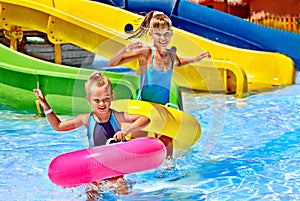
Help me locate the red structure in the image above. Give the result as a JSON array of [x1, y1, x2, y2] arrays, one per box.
[[246, 0, 300, 17], [191, 0, 300, 18]]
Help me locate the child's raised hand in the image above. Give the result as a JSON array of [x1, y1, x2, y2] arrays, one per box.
[[197, 51, 211, 61], [125, 42, 144, 52], [33, 89, 47, 108]]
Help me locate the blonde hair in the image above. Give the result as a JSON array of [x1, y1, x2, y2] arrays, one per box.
[[127, 10, 172, 40], [85, 72, 113, 99]]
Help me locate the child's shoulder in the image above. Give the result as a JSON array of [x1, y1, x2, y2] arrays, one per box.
[[75, 113, 91, 127], [112, 109, 124, 116], [142, 45, 152, 52], [139, 45, 152, 57], [112, 110, 127, 122]]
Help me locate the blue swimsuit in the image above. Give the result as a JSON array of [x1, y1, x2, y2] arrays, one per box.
[[138, 48, 174, 105], [87, 109, 121, 147]]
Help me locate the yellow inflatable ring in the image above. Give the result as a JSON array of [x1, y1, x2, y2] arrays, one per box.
[[111, 99, 201, 151]]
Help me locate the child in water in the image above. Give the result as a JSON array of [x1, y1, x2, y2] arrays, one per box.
[[110, 10, 210, 157], [33, 72, 150, 198]]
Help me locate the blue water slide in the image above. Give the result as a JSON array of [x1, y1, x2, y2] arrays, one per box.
[[97, 0, 177, 15], [96, 0, 126, 7], [95, 0, 300, 70]]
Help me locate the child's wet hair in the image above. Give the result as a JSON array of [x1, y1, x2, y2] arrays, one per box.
[[127, 10, 172, 40], [85, 72, 113, 99]]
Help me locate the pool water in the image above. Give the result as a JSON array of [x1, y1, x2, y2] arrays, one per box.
[[1, 72, 299, 201]]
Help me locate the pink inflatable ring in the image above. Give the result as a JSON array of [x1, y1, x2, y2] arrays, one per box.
[[48, 138, 166, 187]]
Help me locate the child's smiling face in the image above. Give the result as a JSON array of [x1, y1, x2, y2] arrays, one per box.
[[90, 86, 113, 115], [150, 28, 172, 49]]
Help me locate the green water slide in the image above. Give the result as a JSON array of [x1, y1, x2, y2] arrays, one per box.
[[0, 44, 182, 114]]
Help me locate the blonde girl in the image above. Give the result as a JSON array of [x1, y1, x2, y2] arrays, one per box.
[[110, 10, 210, 156], [33, 72, 149, 196]]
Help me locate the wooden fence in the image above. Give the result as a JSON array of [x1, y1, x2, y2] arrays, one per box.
[[246, 16, 300, 34]]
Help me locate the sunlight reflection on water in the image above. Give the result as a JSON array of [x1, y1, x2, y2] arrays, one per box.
[[0, 73, 299, 200]]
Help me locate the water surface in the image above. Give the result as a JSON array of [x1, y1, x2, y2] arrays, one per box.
[[0, 73, 299, 201]]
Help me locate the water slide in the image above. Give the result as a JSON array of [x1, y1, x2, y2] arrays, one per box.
[[0, 0, 295, 97], [0, 41, 184, 112], [97, 0, 300, 70], [0, 42, 140, 114]]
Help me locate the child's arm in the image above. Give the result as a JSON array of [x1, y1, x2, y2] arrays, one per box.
[[114, 113, 150, 141], [33, 89, 88, 131], [176, 51, 211, 67], [109, 42, 145, 67]]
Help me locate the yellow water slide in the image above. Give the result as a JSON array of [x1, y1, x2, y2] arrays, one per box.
[[0, 0, 295, 97]]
